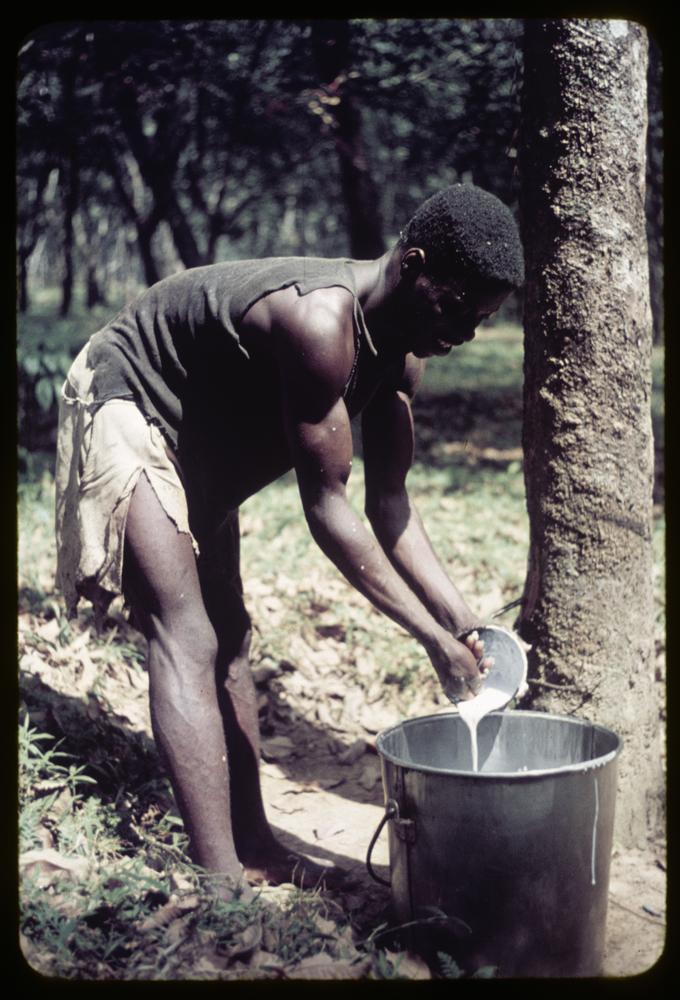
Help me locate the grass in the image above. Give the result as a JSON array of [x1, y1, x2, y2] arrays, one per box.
[[16, 305, 666, 980]]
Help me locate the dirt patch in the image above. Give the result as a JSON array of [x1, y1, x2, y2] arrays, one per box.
[[258, 746, 666, 978], [18, 607, 666, 979]]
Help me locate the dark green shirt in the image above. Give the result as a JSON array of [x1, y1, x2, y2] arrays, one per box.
[[87, 256, 378, 452]]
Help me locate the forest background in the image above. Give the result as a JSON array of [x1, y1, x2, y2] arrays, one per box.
[[15, 19, 666, 981]]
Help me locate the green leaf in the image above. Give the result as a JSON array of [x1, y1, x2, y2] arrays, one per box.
[[472, 966, 498, 978], [34, 377, 54, 412], [22, 354, 42, 377]]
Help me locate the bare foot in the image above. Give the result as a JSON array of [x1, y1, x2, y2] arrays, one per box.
[[241, 843, 353, 891]]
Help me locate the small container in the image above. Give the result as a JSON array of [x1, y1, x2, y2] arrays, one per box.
[[456, 625, 528, 710]]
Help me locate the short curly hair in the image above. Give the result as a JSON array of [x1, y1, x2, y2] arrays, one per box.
[[399, 184, 525, 288]]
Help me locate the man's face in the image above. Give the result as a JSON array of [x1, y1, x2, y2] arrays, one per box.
[[402, 270, 510, 359]]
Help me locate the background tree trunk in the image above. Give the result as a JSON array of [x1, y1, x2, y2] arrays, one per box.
[[59, 54, 79, 317], [311, 20, 386, 259], [116, 84, 204, 271], [518, 19, 662, 847]]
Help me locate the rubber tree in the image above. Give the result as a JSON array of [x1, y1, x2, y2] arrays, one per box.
[[311, 19, 386, 259], [518, 19, 662, 847]]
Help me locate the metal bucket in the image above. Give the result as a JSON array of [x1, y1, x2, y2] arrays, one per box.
[[367, 710, 621, 978]]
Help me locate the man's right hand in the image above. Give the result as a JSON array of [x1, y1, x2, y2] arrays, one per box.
[[427, 629, 492, 702]]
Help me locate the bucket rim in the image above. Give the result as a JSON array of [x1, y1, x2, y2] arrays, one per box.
[[375, 709, 623, 779]]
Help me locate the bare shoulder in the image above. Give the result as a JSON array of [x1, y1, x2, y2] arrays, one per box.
[[272, 284, 354, 338], [266, 284, 357, 391]]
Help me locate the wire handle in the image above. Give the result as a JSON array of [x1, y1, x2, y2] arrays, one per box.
[[365, 798, 398, 886]]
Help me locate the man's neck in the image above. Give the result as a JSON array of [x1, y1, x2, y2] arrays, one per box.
[[347, 250, 401, 314], [346, 250, 412, 357]]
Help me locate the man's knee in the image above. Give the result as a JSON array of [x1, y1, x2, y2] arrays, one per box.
[[146, 602, 220, 678]]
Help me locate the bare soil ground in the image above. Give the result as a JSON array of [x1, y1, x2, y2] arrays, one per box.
[[19, 604, 666, 980], [255, 709, 667, 979]]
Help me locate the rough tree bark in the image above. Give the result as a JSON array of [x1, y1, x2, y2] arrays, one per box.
[[518, 20, 661, 847]]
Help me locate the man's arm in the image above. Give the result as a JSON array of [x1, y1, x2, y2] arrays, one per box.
[[361, 354, 481, 637], [273, 290, 483, 699]]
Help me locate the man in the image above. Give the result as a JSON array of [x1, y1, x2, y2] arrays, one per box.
[[55, 183, 524, 907]]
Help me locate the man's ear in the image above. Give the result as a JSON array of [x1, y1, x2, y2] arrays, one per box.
[[400, 247, 426, 278]]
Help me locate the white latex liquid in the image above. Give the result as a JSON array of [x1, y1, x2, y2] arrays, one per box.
[[458, 666, 523, 772], [591, 774, 600, 885], [460, 714, 480, 772]]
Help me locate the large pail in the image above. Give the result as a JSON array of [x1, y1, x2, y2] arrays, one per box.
[[369, 710, 621, 978]]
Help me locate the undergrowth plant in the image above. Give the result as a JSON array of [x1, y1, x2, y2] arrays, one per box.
[[17, 315, 665, 980]]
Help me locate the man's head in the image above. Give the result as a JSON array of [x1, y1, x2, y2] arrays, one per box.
[[393, 184, 524, 357], [398, 183, 525, 288]]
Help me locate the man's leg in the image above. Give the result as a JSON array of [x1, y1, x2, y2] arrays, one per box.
[[199, 512, 349, 888], [122, 473, 251, 901]]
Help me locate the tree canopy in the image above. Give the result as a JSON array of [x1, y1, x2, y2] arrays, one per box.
[[17, 19, 525, 306], [16, 18, 661, 337]]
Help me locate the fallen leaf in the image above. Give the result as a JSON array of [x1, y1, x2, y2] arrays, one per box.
[[392, 951, 432, 979], [317, 775, 346, 790], [19, 848, 89, 885], [19, 651, 49, 677], [337, 739, 368, 765], [354, 651, 376, 677], [249, 949, 286, 975], [20, 933, 54, 976], [357, 762, 380, 791], [270, 799, 304, 815], [165, 912, 195, 946], [36, 618, 60, 644], [36, 824, 55, 850], [137, 895, 200, 932], [261, 736, 296, 761], [286, 954, 372, 980], [191, 952, 231, 976], [315, 623, 346, 641], [359, 705, 396, 734], [313, 821, 345, 841], [316, 702, 345, 731], [260, 762, 287, 780], [77, 651, 98, 692], [252, 661, 281, 685], [171, 872, 195, 893], [125, 665, 148, 690], [313, 914, 339, 937]]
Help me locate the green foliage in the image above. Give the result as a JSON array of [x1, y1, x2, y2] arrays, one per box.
[[19, 347, 72, 410], [16, 318, 665, 979], [22, 861, 177, 978], [17, 19, 525, 300], [438, 950, 464, 977], [19, 715, 95, 813], [437, 950, 497, 978]]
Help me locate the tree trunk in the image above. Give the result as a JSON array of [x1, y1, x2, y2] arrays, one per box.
[[311, 20, 385, 259], [60, 54, 79, 317], [116, 85, 204, 271], [60, 146, 78, 317], [518, 20, 661, 847]]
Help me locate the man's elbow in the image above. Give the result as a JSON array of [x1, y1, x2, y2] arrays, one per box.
[[365, 488, 409, 534]]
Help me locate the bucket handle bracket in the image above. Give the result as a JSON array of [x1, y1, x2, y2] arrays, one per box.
[[366, 797, 416, 886]]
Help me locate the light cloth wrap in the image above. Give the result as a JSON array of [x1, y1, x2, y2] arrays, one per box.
[[55, 343, 199, 624]]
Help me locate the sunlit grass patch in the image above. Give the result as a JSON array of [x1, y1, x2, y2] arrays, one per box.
[[16, 317, 665, 978]]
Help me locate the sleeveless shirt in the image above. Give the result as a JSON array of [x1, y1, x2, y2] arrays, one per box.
[[86, 257, 379, 453]]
